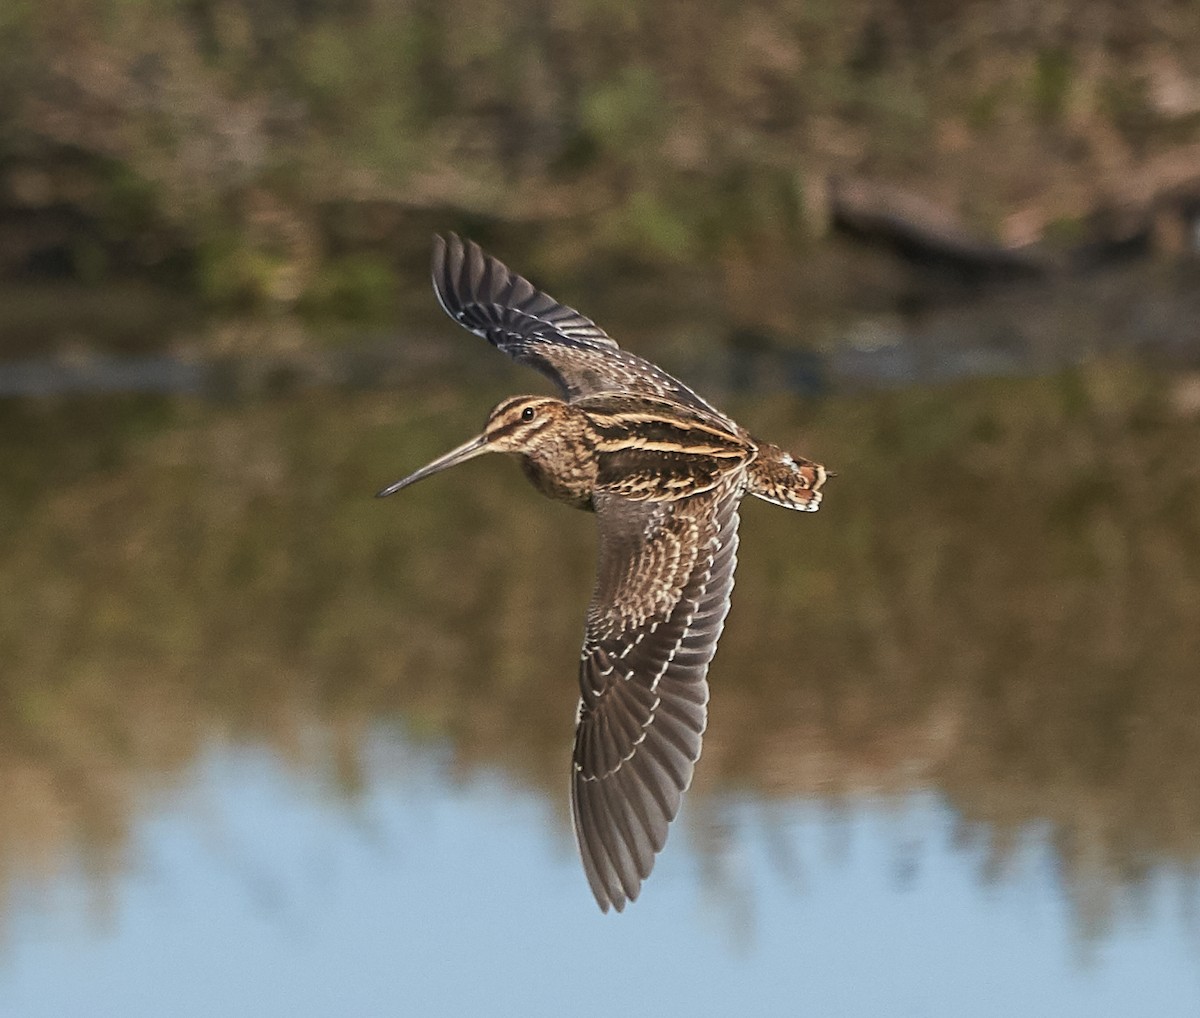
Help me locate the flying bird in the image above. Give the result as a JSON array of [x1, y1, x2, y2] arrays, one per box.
[[378, 235, 828, 911]]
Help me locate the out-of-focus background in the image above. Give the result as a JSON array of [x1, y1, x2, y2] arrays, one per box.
[[2, 3, 1200, 1015]]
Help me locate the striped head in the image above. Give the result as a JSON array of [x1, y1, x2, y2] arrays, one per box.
[[375, 395, 575, 498], [479, 395, 574, 453]]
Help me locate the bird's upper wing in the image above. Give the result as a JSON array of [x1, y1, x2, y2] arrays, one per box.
[[571, 478, 742, 912], [432, 234, 726, 415]]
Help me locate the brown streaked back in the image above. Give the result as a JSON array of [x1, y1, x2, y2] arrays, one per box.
[[576, 394, 756, 502]]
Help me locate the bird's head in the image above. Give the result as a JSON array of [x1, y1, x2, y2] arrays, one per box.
[[376, 395, 569, 497]]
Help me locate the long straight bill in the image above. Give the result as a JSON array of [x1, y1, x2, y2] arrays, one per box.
[[376, 433, 491, 497]]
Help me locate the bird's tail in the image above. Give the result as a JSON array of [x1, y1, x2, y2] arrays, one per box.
[[747, 443, 827, 512]]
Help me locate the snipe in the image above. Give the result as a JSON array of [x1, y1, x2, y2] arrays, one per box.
[[379, 235, 828, 912]]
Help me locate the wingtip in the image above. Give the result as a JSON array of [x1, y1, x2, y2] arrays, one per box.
[[431, 232, 467, 321], [431, 232, 491, 282], [592, 885, 629, 915], [430, 232, 452, 281], [432, 231, 468, 266]]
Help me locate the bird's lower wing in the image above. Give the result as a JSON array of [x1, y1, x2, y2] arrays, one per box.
[[432, 234, 728, 416], [571, 480, 742, 912]]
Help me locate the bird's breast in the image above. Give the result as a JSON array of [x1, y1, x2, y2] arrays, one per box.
[[518, 442, 598, 509]]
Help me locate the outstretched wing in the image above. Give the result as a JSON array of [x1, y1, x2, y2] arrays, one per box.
[[432, 234, 725, 415], [571, 479, 743, 912]]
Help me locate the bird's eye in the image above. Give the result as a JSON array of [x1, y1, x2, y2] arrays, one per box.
[[521, 406, 536, 422]]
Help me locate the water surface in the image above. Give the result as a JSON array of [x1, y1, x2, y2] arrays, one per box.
[[1, 357, 1199, 1015]]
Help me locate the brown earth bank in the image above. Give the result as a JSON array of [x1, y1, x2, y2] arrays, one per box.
[[1, 0, 1199, 332]]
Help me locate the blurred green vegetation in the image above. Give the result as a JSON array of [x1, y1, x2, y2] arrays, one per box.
[[2, 0, 1199, 320], [2, 360, 1200, 938]]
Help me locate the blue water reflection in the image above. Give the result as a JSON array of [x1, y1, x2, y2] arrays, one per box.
[[3, 729, 1196, 1018]]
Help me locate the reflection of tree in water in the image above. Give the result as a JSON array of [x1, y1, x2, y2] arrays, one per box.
[[2, 362, 1200, 939]]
